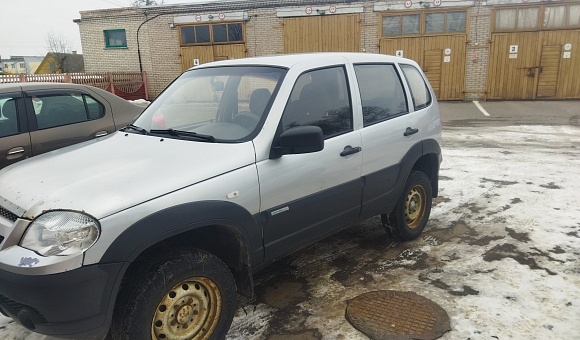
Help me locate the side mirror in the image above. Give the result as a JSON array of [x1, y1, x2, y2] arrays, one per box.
[[272, 126, 324, 157]]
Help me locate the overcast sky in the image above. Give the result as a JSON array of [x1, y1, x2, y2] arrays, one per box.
[[0, 0, 214, 59]]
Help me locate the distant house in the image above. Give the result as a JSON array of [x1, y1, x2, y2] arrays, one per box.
[[35, 52, 85, 74], [0, 56, 44, 74]]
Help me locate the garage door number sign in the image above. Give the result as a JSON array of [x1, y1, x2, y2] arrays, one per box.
[[404, 0, 413, 8], [433, 0, 442, 7], [305, 6, 313, 15], [329, 5, 337, 14]]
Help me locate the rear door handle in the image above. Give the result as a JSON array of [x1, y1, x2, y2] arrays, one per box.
[[7, 147, 25, 156], [95, 131, 108, 138], [404, 127, 419, 136], [340, 145, 362, 157]]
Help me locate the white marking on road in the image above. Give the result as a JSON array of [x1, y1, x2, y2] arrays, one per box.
[[473, 101, 491, 117]]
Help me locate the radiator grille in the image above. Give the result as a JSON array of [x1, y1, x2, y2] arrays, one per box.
[[0, 206, 18, 222]]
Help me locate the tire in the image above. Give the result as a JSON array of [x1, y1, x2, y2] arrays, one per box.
[[382, 170, 433, 241], [111, 248, 237, 340]]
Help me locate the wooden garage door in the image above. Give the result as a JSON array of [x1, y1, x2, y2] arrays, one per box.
[[488, 30, 580, 100], [380, 35, 466, 100], [283, 14, 360, 53], [424, 36, 467, 100], [540, 30, 580, 99], [487, 32, 540, 100], [380, 37, 424, 65], [180, 44, 246, 72]]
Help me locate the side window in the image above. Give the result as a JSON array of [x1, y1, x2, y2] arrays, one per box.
[[84, 95, 105, 119], [400, 65, 432, 110], [0, 96, 20, 138], [282, 66, 352, 138], [354, 64, 408, 126], [33, 93, 91, 129]]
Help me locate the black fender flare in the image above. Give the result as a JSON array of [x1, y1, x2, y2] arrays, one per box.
[[100, 200, 261, 264], [396, 139, 441, 197]]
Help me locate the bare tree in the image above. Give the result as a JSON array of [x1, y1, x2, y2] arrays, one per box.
[[46, 32, 73, 73], [131, 0, 164, 6]]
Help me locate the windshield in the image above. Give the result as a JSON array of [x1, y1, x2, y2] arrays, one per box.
[[133, 66, 287, 142]]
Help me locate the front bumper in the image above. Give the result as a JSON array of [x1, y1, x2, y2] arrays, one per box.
[[0, 262, 125, 339]]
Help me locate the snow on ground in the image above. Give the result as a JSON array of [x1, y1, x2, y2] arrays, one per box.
[[227, 125, 580, 340], [1, 124, 579, 339]]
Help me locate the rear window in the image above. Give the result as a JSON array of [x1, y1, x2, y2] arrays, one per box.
[[400, 65, 432, 110]]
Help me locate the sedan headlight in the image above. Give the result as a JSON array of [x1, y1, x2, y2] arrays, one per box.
[[20, 211, 100, 256]]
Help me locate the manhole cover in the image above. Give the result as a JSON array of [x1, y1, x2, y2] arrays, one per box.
[[345, 290, 451, 340]]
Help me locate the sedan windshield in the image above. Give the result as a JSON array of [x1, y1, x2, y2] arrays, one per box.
[[133, 66, 287, 142]]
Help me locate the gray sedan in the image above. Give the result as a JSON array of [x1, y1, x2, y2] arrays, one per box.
[[0, 83, 145, 168]]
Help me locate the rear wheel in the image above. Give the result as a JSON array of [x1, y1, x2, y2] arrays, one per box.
[[382, 170, 432, 241], [111, 249, 236, 340]]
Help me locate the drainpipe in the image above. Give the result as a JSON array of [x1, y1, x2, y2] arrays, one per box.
[[137, 11, 165, 73]]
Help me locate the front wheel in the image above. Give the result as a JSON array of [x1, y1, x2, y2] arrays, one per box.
[[382, 170, 433, 241], [111, 249, 237, 340]]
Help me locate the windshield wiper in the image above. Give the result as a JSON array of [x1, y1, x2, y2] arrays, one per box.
[[149, 128, 216, 142], [122, 124, 149, 135]]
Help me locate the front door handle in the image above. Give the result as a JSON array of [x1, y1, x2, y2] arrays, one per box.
[[95, 131, 108, 138], [340, 145, 362, 157], [404, 127, 419, 136]]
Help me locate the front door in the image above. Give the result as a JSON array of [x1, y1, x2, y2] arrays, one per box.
[[258, 66, 363, 259]]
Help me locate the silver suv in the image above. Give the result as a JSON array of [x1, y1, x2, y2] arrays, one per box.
[[0, 53, 441, 339]]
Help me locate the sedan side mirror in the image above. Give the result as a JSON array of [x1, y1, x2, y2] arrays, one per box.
[[271, 126, 324, 158]]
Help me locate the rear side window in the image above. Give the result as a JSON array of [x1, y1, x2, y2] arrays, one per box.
[[400, 65, 432, 110], [354, 64, 408, 126], [32, 93, 105, 129], [281, 66, 352, 139], [0, 96, 20, 138]]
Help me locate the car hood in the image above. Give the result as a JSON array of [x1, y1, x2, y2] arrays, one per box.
[[0, 132, 256, 220]]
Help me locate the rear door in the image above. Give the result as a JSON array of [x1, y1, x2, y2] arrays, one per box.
[[0, 92, 32, 169], [354, 63, 437, 219], [24, 90, 115, 156]]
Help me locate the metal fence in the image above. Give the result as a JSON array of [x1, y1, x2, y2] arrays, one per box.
[[0, 72, 148, 100]]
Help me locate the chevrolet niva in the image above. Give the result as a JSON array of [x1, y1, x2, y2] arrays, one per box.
[[0, 53, 441, 339]]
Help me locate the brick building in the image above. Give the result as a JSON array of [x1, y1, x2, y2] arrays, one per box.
[[76, 0, 580, 100]]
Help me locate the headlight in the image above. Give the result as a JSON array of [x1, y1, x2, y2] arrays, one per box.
[[20, 211, 100, 256]]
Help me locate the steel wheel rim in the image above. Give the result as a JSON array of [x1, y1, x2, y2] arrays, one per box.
[[151, 277, 221, 340], [405, 184, 427, 229]]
